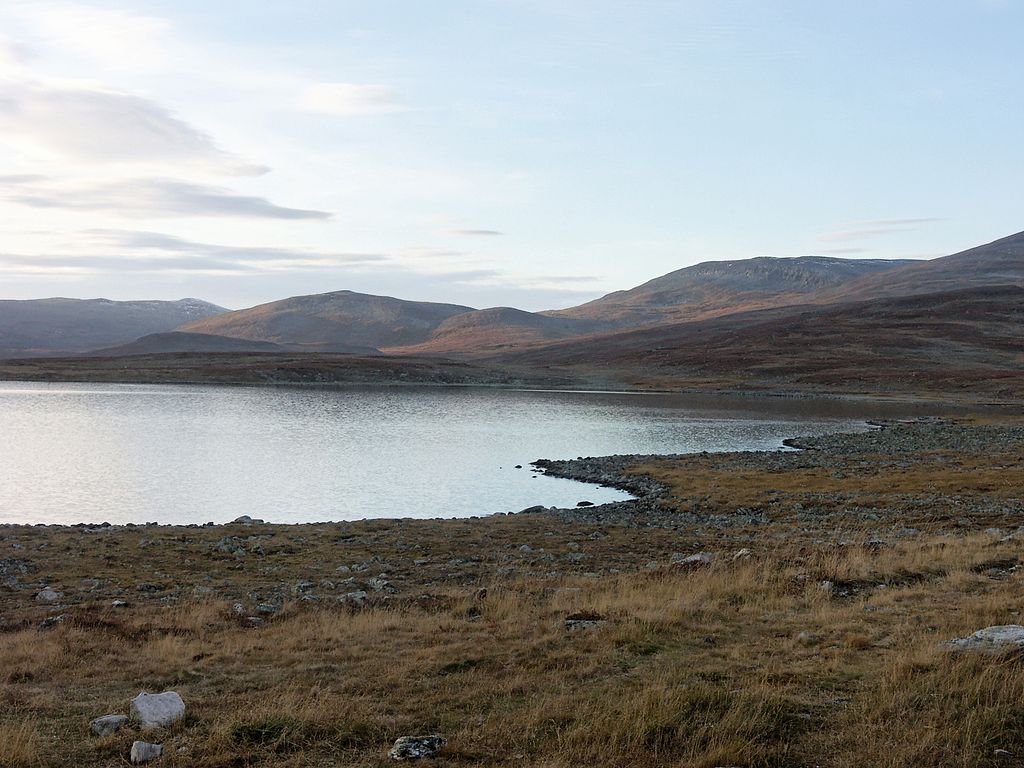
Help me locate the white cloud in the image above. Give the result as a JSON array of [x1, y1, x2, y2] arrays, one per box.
[[3, 1, 173, 72], [819, 217, 942, 243], [0, 79, 264, 174], [1, 176, 331, 220], [297, 82, 405, 115]]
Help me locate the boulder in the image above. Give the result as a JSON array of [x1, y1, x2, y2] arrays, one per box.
[[130, 741, 163, 764], [131, 691, 185, 729], [232, 515, 264, 524], [388, 734, 447, 760], [944, 625, 1024, 652], [339, 590, 369, 607], [90, 714, 128, 737], [671, 552, 715, 568]]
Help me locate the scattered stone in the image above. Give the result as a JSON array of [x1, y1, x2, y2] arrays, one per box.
[[818, 580, 835, 595], [944, 625, 1024, 652], [339, 590, 369, 607], [131, 691, 185, 729], [388, 734, 447, 760], [518, 544, 533, 554], [564, 611, 608, 631], [796, 631, 822, 646], [336, 565, 352, 573], [232, 515, 264, 524], [39, 614, 66, 630], [732, 548, 753, 560], [368, 576, 394, 592], [671, 552, 715, 568], [111, 600, 129, 608], [35, 587, 62, 603], [995, 748, 1014, 759], [130, 741, 163, 764], [90, 714, 128, 737]]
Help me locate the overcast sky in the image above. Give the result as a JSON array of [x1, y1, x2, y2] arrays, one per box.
[[1, 0, 1021, 310]]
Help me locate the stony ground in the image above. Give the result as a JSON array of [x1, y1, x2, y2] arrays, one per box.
[[3, 419, 1024, 767]]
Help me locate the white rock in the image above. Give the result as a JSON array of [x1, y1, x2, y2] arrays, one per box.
[[90, 714, 128, 737], [944, 625, 1024, 652], [388, 734, 447, 760], [35, 588, 62, 603], [671, 552, 715, 567], [131, 691, 185, 728], [130, 741, 163, 764], [732, 548, 753, 560]]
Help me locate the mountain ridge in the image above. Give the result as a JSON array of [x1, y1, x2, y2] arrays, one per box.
[[0, 297, 227, 358]]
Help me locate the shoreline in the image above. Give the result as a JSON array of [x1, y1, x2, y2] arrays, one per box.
[[0, 417, 958, 533]]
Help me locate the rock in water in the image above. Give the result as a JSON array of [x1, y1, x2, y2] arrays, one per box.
[[388, 734, 447, 760], [130, 741, 163, 764], [90, 714, 128, 736], [944, 625, 1024, 651], [131, 691, 185, 728]]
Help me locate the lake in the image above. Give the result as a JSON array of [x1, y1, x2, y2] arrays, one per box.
[[0, 382, 933, 525]]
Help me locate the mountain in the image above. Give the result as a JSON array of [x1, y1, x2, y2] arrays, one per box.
[[386, 307, 607, 355], [0, 298, 226, 358], [88, 331, 288, 356], [545, 256, 916, 326], [180, 290, 475, 352], [814, 230, 1024, 303], [386, 256, 916, 356], [490, 285, 1024, 396]]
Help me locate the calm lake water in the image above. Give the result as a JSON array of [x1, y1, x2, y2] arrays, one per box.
[[0, 382, 935, 525]]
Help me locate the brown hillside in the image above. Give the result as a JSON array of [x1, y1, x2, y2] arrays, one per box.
[[180, 290, 475, 351]]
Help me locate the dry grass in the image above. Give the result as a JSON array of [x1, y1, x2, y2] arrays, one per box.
[[4, 531, 1024, 767]]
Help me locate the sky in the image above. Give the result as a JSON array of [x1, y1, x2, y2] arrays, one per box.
[[0, 0, 1021, 311]]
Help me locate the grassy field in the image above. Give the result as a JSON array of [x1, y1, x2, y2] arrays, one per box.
[[3, 420, 1024, 767]]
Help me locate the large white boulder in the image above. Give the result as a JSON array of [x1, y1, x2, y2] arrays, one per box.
[[130, 741, 163, 764], [130, 691, 185, 729], [944, 625, 1024, 651]]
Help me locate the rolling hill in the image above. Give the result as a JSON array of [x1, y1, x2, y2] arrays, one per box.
[[0, 297, 226, 358], [544, 255, 915, 326], [89, 331, 289, 356], [387, 256, 917, 355], [386, 307, 608, 355], [180, 290, 475, 352], [813, 230, 1024, 303], [490, 285, 1024, 397]]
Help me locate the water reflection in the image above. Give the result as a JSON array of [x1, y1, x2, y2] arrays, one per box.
[[0, 382, 942, 525]]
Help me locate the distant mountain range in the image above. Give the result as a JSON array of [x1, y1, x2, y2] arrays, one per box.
[[0, 298, 225, 358], [1, 231, 1022, 396]]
